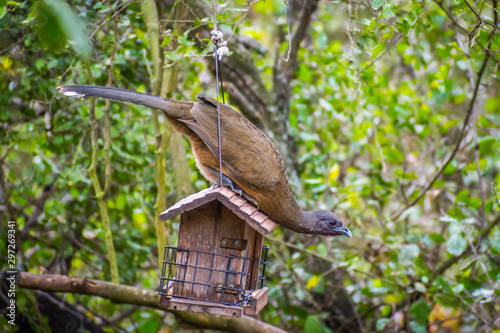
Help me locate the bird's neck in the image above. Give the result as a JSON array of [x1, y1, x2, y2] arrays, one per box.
[[296, 210, 321, 234], [278, 202, 319, 234]]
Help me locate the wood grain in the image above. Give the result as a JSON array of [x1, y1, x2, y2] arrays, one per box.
[[165, 297, 243, 317], [159, 187, 277, 234]]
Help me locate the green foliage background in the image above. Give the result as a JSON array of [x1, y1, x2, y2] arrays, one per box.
[[1, 0, 499, 332]]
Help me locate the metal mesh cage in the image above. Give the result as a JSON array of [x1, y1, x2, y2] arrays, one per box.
[[159, 246, 269, 306]]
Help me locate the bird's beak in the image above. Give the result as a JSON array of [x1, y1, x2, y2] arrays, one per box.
[[333, 226, 352, 238]]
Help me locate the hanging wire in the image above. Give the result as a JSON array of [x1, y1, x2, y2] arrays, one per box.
[[214, 44, 224, 187], [218, 56, 225, 104], [211, 0, 228, 187]]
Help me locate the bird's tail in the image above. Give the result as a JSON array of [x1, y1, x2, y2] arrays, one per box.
[[57, 85, 193, 116]]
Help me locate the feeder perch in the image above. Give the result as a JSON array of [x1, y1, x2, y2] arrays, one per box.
[[158, 186, 276, 317]]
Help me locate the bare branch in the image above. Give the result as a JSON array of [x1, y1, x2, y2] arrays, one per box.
[[434, 0, 500, 62], [273, 0, 320, 89], [86, 64, 120, 283], [463, 0, 497, 28], [19, 177, 58, 241], [103, 18, 118, 195], [17, 273, 287, 333]]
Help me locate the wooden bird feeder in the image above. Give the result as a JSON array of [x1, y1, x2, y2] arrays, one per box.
[[158, 187, 276, 317]]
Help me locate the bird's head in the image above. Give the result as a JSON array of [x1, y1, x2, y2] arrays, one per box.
[[306, 210, 352, 237]]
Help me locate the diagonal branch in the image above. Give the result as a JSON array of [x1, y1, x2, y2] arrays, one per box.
[[391, 5, 498, 220], [433, 0, 500, 62], [430, 214, 500, 281], [103, 18, 118, 195], [19, 176, 58, 241], [463, 0, 497, 28]]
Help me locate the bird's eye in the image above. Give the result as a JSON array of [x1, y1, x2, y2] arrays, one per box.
[[329, 221, 336, 227]]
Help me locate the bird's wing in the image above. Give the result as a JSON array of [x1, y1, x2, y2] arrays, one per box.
[[181, 97, 285, 191]]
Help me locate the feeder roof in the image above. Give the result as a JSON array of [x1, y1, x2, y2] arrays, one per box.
[[159, 187, 277, 235]]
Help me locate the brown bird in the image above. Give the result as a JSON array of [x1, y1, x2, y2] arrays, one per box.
[[58, 85, 351, 237]]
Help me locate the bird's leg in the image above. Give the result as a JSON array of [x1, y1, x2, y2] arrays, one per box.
[[205, 165, 259, 208]]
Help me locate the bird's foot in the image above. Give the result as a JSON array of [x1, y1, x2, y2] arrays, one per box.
[[242, 193, 259, 209], [206, 166, 259, 209], [225, 181, 259, 209]]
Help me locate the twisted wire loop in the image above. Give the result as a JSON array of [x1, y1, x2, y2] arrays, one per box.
[[211, 30, 229, 60]]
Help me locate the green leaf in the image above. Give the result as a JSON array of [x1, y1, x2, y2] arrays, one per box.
[[443, 162, 456, 175], [372, 42, 386, 58], [446, 235, 467, 256], [435, 294, 460, 307], [400, 81, 414, 96], [372, 0, 384, 10], [376, 318, 390, 331], [137, 320, 159, 333], [161, 35, 171, 47], [38, 0, 92, 62], [317, 243, 328, 257], [115, 193, 126, 210], [485, 201, 494, 213], [410, 322, 427, 333], [469, 197, 482, 209], [35, 58, 45, 70], [409, 298, 431, 323], [0, 6, 7, 19], [478, 137, 496, 154], [304, 315, 328, 333], [383, 3, 394, 18], [397, 41, 409, 53], [381, 305, 391, 316], [465, 159, 488, 172], [399, 244, 420, 265], [415, 282, 426, 293], [384, 147, 404, 164], [429, 233, 446, 243], [455, 189, 469, 204], [329, 40, 342, 53], [299, 63, 312, 83]]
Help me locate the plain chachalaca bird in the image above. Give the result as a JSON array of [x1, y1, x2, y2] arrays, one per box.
[[58, 85, 352, 237]]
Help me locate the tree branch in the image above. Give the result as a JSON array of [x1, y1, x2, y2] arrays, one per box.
[[86, 64, 120, 284], [433, 0, 500, 62], [430, 214, 500, 281], [165, 3, 194, 201], [19, 176, 58, 241], [463, 0, 497, 28], [17, 273, 286, 333], [270, 0, 320, 185], [103, 18, 118, 195], [141, 0, 169, 273]]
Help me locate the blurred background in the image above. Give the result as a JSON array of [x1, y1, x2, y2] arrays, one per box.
[[1, 0, 499, 332]]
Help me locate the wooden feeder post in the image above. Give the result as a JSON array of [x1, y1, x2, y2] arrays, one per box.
[[158, 187, 275, 317]]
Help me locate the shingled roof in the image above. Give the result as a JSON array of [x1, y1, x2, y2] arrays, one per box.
[[159, 187, 277, 235]]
